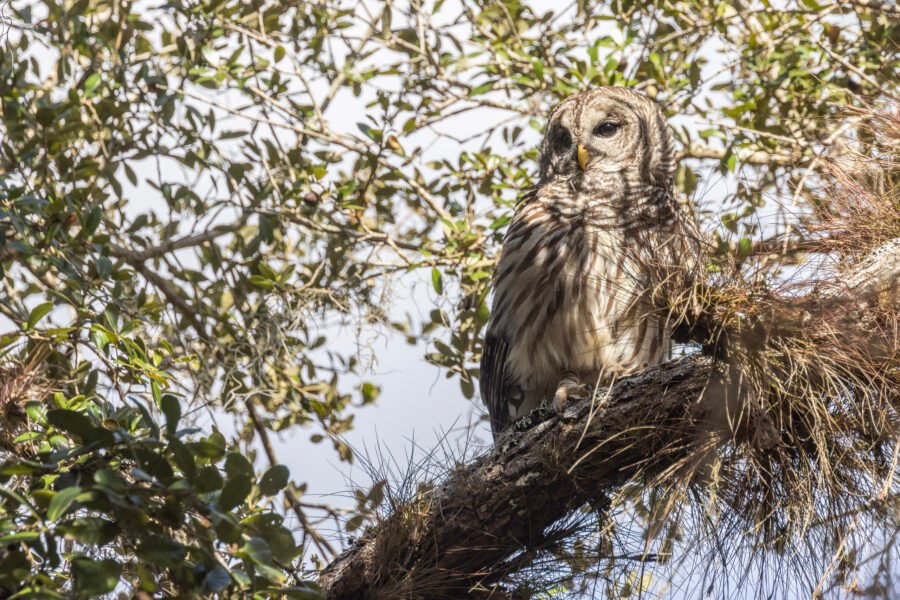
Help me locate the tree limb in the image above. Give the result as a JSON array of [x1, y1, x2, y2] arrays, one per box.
[[107, 225, 237, 262], [678, 144, 804, 166], [319, 357, 715, 599], [245, 400, 336, 559], [845, 0, 900, 16]]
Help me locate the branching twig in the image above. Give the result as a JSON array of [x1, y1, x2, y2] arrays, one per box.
[[245, 400, 337, 559]]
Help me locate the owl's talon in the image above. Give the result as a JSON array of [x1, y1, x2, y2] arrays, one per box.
[[553, 372, 588, 414], [552, 387, 569, 414]]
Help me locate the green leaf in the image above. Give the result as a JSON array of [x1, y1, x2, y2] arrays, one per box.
[[151, 381, 162, 407], [698, 128, 724, 140], [95, 256, 112, 278], [161, 394, 181, 438], [137, 535, 187, 567], [58, 517, 119, 546], [468, 81, 495, 96], [0, 531, 40, 544], [218, 474, 252, 511], [82, 206, 102, 236], [196, 465, 224, 493], [225, 452, 254, 479], [202, 564, 233, 593], [124, 163, 138, 185], [249, 274, 275, 289], [431, 268, 443, 295], [26, 302, 53, 329], [135, 447, 175, 483], [258, 465, 289, 497], [169, 439, 197, 481], [239, 536, 273, 565], [47, 486, 81, 521], [260, 524, 297, 563], [460, 376, 474, 399], [72, 557, 121, 596], [189, 429, 227, 460], [46, 409, 101, 441], [726, 153, 738, 172], [83, 73, 101, 94], [0, 458, 52, 474], [94, 468, 127, 492], [345, 514, 364, 532], [360, 382, 380, 404]]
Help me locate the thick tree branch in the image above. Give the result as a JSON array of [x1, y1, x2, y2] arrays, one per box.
[[319, 357, 715, 599], [108, 224, 237, 262]]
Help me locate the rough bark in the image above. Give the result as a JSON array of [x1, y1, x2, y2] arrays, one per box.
[[318, 357, 716, 599]]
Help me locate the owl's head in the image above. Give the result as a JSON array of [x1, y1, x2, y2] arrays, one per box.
[[538, 87, 674, 188]]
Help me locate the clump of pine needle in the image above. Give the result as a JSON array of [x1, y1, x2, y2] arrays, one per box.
[[629, 105, 900, 596]]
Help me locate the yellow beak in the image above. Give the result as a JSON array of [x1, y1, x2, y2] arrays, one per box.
[[577, 144, 590, 170]]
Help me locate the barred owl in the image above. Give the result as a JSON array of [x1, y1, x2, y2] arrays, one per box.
[[481, 87, 691, 439]]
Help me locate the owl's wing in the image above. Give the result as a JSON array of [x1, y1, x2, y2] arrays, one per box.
[[480, 330, 514, 439], [480, 188, 539, 438]]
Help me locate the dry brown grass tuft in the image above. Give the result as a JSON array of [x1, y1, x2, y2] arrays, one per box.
[[628, 104, 900, 595]]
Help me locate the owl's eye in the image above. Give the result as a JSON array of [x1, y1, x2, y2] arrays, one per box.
[[594, 122, 621, 137], [551, 128, 572, 152]]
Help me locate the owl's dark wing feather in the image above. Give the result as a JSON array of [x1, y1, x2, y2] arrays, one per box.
[[480, 330, 514, 438]]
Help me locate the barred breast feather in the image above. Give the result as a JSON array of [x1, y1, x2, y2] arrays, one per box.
[[481, 178, 671, 437]]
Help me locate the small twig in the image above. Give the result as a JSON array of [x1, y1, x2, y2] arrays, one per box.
[[678, 145, 805, 167], [245, 400, 336, 558], [108, 225, 236, 262], [844, 0, 900, 16], [131, 262, 209, 340]]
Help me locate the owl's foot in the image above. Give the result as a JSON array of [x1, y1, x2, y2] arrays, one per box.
[[552, 372, 592, 414]]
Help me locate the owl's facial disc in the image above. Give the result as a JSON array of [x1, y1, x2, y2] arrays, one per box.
[[541, 102, 637, 178], [539, 88, 674, 187], [578, 121, 623, 169]]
